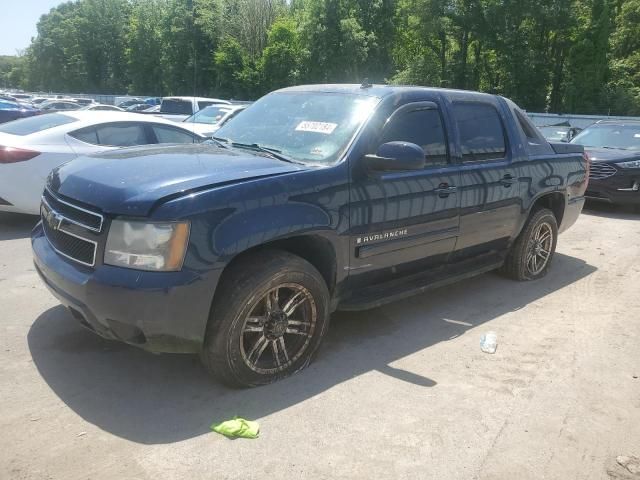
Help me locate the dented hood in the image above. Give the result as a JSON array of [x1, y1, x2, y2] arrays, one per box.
[[48, 143, 304, 216]]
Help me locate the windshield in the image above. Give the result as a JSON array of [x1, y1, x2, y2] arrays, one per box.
[[571, 124, 640, 151], [185, 105, 232, 125], [215, 92, 379, 165]]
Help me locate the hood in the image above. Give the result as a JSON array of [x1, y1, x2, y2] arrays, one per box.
[[48, 143, 305, 216], [584, 147, 640, 163]]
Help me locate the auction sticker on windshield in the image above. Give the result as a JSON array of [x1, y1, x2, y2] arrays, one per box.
[[296, 121, 338, 135]]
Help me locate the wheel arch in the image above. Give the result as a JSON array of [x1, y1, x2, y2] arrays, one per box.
[[530, 191, 566, 226], [214, 233, 338, 303]]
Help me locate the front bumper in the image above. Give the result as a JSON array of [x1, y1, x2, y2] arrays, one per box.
[[32, 223, 220, 353], [586, 168, 640, 205]]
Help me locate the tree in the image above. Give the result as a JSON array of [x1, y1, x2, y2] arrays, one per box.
[[261, 17, 305, 91]]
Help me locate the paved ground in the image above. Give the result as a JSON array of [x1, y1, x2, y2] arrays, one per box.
[[1, 204, 639, 480]]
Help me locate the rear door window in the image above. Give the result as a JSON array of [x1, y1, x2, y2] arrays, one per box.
[[94, 123, 149, 146], [0, 113, 77, 136], [452, 102, 507, 161]]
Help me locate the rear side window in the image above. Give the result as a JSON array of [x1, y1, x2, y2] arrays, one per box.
[[151, 125, 197, 144], [515, 109, 542, 140], [380, 108, 448, 166], [161, 99, 193, 115], [453, 103, 506, 161], [69, 126, 98, 144], [0, 113, 77, 136]]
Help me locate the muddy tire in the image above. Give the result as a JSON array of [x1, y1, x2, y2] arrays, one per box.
[[201, 249, 330, 388], [500, 208, 558, 281]]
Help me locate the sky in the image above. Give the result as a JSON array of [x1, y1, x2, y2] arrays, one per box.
[[0, 0, 65, 56]]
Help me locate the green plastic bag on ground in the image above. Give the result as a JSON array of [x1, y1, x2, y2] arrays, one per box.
[[211, 417, 259, 439]]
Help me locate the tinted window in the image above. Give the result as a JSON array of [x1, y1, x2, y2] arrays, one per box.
[[160, 99, 193, 115], [0, 101, 18, 109], [69, 127, 99, 144], [151, 125, 196, 143], [453, 103, 506, 160], [94, 123, 148, 146], [380, 108, 448, 166], [0, 113, 77, 136]]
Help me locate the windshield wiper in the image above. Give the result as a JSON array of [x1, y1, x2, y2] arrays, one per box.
[[226, 141, 303, 165], [206, 136, 231, 149]]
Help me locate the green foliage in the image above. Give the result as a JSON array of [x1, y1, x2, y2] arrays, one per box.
[[261, 17, 306, 92], [0, 56, 26, 89], [8, 0, 640, 114]]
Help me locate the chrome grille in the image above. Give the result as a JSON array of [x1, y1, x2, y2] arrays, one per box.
[[589, 163, 617, 180], [40, 192, 103, 267], [43, 189, 103, 231]]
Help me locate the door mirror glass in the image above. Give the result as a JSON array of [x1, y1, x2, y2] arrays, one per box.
[[365, 141, 426, 171]]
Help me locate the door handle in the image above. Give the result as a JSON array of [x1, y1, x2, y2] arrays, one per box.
[[500, 174, 516, 187], [435, 183, 458, 198]]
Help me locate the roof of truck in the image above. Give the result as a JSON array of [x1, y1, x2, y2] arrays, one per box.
[[276, 83, 498, 100]]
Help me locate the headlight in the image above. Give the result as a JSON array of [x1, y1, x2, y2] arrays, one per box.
[[616, 159, 640, 169], [105, 220, 190, 271]]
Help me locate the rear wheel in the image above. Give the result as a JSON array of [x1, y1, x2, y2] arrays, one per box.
[[501, 208, 558, 281], [201, 250, 330, 387]]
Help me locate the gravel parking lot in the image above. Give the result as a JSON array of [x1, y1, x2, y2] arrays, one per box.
[[1, 205, 639, 480]]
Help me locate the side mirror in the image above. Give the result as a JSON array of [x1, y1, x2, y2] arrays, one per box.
[[364, 141, 426, 172]]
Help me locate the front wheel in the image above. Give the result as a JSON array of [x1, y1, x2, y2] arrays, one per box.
[[501, 208, 558, 281], [201, 250, 330, 387]]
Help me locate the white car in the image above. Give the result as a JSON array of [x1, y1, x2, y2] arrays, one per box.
[[182, 104, 248, 137], [79, 104, 124, 112], [0, 111, 205, 214]]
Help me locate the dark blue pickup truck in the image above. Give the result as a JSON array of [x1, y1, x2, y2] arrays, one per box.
[[32, 84, 588, 387]]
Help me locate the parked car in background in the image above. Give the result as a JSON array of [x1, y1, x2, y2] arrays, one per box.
[[79, 104, 124, 112], [182, 104, 248, 137], [73, 98, 95, 106], [10, 93, 32, 102], [31, 97, 53, 106], [117, 98, 145, 109], [538, 124, 582, 143], [144, 97, 162, 106], [40, 101, 82, 112], [126, 103, 153, 112], [157, 96, 231, 121], [0, 100, 41, 124], [571, 120, 640, 206], [0, 111, 205, 214], [30, 84, 588, 387]]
